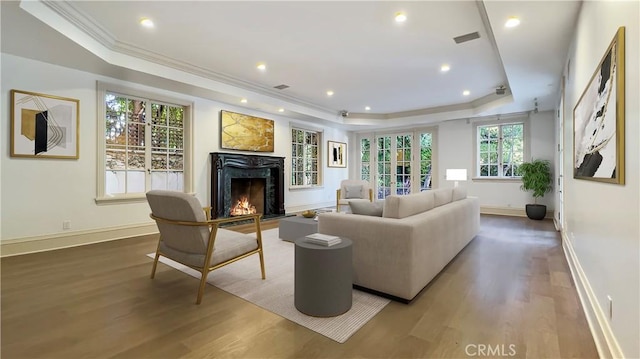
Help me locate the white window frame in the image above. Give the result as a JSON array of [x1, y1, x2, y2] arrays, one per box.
[[472, 115, 530, 181], [96, 81, 194, 204], [290, 126, 322, 189]]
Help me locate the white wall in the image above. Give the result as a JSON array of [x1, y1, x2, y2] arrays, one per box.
[[1, 53, 348, 241], [438, 111, 556, 210], [563, 1, 639, 357]]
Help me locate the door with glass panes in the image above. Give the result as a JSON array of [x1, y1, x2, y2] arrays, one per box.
[[360, 131, 433, 200], [375, 134, 412, 199]]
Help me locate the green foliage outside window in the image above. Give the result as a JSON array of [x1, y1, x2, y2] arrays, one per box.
[[291, 128, 319, 186], [478, 123, 523, 177]]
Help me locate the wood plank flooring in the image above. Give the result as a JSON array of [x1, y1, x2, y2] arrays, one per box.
[[1, 215, 598, 358]]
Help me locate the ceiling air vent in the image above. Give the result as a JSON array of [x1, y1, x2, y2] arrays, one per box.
[[453, 31, 480, 44], [273, 84, 290, 90]]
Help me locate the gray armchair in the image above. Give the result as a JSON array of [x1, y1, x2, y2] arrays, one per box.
[[146, 190, 265, 304]]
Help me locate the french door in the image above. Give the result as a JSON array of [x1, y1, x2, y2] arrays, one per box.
[[359, 129, 434, 200], [375, 134, 412, 199]]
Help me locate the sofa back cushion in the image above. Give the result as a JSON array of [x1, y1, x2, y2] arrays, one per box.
[[383, 191, 435, 219], [452, 186, 467, 201], [349, 200, 384, 216], [433, 188, 454, 207]]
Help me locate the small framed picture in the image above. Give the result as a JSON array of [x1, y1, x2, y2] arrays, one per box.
[[327, 140, 346, 168], [11, 89, 80, 159]]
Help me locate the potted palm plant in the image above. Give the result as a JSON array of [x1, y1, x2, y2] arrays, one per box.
[[517, 159, 553, 220]]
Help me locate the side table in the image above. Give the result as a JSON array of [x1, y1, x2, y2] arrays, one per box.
[[279, 216, 318, 242], [294, 237, 353, 317]]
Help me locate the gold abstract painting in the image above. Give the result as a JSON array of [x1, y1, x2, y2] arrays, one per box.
[[221, 110, 274, 152]]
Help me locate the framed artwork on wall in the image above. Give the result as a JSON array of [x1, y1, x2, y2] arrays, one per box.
[[328, 140, 346, 168], [573, 26, 625, 184], [220, 110, 274, 152], [10, 89, 80, 159]]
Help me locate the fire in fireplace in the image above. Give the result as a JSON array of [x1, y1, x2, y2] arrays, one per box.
[[230, 196, 257, 216], [230, 178, 265, 216]]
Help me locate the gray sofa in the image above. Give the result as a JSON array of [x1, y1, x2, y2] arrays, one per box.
[[317, 187, 480, 302]]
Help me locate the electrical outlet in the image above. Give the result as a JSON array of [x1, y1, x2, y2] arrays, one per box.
[[607, 295, 613, 319], [63, 220, 71, 230]]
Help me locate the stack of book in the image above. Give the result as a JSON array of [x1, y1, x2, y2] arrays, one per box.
[[305, 233, 342, 246]]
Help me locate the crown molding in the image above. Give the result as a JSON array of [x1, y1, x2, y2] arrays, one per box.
[[27, 0, 516, 126], [41, 0, 116, 48], [37, 0, 337, 119], [345, 90, 514, 125], [111, 42, 335, 117]]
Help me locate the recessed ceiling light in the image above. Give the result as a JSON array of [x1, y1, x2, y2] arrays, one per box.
[[365, 106, 371, 111], [256, 63, 266, 71], [440, 64, 450, 72], [278, 108, 284, 112], [326, 90, 334, 97], [395, 12, 407, 23], [505, 17, 520, 28], [463, 90, 470, 96], [240, 98, 248, 103], [139, 17, 154, 28]]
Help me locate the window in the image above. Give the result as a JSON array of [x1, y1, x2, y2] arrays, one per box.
[[419, 132, 433, 190], [97, 82, 192, 203], [291, 128, 320, 187], [477, 122, 524, 177], [359, 138, 371, 182]]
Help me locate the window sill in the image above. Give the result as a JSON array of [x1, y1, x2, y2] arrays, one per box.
[[95, 195, 147, 205], [471, 177, 522, 183], [96, 191, 196, 205], [289, 185, 324, 191]]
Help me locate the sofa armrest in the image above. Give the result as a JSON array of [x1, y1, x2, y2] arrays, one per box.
[[318, 213, 417, 298]]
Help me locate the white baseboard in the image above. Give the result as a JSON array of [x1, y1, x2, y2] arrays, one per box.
[[480, 205, 554, 219], [561, 232, 623, 359], [1, 222, 159, 257], [1, 203, 337, 256], [0, 205, 552, 257]]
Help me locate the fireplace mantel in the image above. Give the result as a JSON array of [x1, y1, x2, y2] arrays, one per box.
[[210, 152, 285, 219]]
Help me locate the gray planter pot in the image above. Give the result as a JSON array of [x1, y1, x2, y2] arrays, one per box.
[[525, 204, 546, 220]]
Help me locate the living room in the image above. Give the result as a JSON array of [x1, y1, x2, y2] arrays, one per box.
[[1, 1, 638, 358]]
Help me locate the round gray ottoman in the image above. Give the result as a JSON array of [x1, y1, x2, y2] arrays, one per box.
[[294, 237, 353, 317]]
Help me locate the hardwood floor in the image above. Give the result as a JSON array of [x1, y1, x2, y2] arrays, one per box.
[[1, 215, 598, 358]]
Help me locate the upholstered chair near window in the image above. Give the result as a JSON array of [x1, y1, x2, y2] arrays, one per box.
[[146, 190, 266, 304], [336, 179, 374, 212]]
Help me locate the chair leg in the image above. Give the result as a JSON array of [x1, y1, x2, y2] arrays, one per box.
[[258, 249, 266, 279], [196, 269, 210, 305], [150, 250, 161, 279]]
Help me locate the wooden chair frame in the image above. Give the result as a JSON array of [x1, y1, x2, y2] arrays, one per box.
[[149, 212, 265, 304]]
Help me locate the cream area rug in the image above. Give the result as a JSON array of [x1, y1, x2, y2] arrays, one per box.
[[147, 228, 390, 343]]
